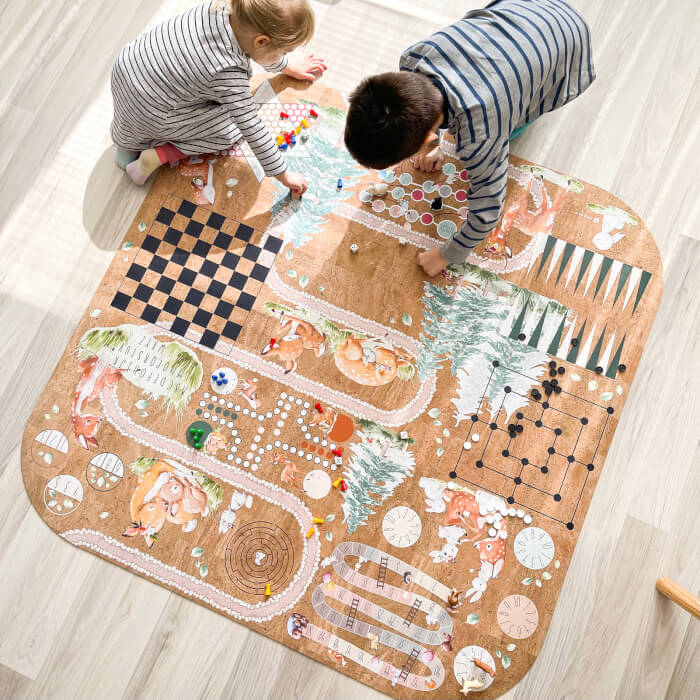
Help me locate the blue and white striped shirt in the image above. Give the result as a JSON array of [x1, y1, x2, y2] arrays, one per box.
[[111, 1, 288, 177], [400, 0, 595, 263]]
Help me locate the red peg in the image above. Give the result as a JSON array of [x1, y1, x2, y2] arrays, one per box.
[[315, 402, 323, 413], [340, 480, 348, 492]]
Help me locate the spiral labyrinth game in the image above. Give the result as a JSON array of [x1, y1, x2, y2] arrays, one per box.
[[22, 79, 663, 698]]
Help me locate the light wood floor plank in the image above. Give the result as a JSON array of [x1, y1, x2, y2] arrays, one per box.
[[1, 1, 699, 699]]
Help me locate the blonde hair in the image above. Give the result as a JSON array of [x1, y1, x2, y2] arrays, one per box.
[[218, 0, 314, 50]]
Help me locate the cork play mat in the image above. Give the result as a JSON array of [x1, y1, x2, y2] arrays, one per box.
[[21, 78, 663, 698]]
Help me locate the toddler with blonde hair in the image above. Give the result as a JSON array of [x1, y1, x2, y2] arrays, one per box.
[[111, 0, 326, 195]]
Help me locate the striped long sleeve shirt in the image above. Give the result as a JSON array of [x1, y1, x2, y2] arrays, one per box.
[[400, 0, 595, 263], [110, 1, 287, 177]]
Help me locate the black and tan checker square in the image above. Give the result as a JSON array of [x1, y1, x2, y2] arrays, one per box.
[[111, 195, 282, 349]]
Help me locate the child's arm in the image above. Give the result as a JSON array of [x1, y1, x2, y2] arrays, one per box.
[[212, 70, 288, 178], [259, 54, 327, 83], [442, 137, 510, 264]]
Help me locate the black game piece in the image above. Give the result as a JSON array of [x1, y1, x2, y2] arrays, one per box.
[[553, 493, 561, 501], [566, 522, 574, 530], [549, 369, 557, 377], [514, 477, 522, 485], [545, 387, 553, 396], [507, 424, 515, 432], [492, 360, 500, 367], [516, 424, 523, 433], [516, 412, 524, 420], [475, 460, 483, 468], [554, 428, 562, 435], [518, 333, 526, 341], [549, 360, 557, 368], [502, 449, 509, 457], [535, 420, 543, 427], [551, 378, 558, 386], [521, 458, 529, 465], [531, 390, 541, 400], [449, 471, 457, 479], [554, 386, 562, 394], [595, 366, 603, 374], [507, 496, 515, 504], [548, 447, 555, 454], [542, 402, 549, 409], [430, 196, 443, 210], [557, 367, 565, 375], [541, 466, 548, 473], [618, 364, 627, 372], [571, 337, 579, 347]]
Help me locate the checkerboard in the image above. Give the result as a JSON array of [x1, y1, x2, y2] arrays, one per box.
[[111, 195, 282, 349]]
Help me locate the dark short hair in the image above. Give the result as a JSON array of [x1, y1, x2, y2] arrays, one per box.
[[344, 72, 442, 169]]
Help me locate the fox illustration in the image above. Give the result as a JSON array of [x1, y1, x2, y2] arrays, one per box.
[[71, 357, 122, 449]]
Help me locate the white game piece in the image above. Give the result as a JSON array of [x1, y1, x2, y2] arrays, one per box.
[[463, 441, 472, 450], [350, 243, 359, 254], [472, 433, 480, 442], [369, 182, 389, 196]]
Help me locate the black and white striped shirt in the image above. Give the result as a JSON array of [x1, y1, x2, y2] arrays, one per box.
[[400, 0, 595, 263], [111, 1, 287, 177]]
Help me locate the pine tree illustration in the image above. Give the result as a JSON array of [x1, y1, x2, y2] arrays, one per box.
[[269, 102, 365, 248], [417, 265, 551, 423], [342, 431, 416, 533]]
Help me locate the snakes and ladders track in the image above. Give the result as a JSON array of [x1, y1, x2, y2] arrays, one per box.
[[301, 542, 453, 691]]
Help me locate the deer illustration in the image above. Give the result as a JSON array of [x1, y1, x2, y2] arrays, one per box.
[[309, 405, 355, 443], [272, 453, 304, 488], [482, 174, 571, 260], [261, 311, 326, 374], [238, 378, 261, 409], [72, 357, 123, 450], [334, 336, 413, 386]]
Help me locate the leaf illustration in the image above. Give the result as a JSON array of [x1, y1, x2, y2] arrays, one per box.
[[191, 546, 204, 557], [522, 577, 533, 585], [199, 564, 209, 578], [466, 613, 479, 625], [428, 408, 441, 418], [502, 654, 511, 669], [506, 643, 516, 651], [542, 571, 552, 580]]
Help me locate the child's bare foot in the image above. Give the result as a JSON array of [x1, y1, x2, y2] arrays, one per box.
[[126, 148, 162, 185]]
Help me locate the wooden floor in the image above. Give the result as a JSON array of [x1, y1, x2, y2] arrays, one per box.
[[1, 1, 699, 698]]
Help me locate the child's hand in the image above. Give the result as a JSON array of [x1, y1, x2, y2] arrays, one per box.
[[418, 249, 448, 277], [411, 145, 445, 172], [276, 170, 308, 196], [283, 54, 327, 82]]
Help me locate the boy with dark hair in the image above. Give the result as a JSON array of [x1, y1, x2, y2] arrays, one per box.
[[344, 0, 595, 276]]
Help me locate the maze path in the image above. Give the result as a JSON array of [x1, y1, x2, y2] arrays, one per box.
[[225, 521, 295, 596]]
